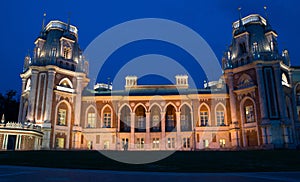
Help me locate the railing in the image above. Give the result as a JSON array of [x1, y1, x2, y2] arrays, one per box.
[[0, 122, 42, 131]]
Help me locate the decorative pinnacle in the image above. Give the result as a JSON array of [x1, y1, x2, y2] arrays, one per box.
[[238, 7, 242, 19]]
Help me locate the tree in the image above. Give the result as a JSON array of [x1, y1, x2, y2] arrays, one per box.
[[0, 90, 20, 122]]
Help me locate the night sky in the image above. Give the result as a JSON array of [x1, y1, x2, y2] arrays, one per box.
[[1, 0, 300, 94]]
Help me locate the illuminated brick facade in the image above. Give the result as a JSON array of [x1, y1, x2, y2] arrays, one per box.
[[17, 14, 300, 151]]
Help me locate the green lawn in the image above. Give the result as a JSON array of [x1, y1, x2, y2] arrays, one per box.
[[0, 150, 300, 172]]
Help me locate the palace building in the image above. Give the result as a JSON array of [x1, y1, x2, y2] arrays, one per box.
[[4, 13, 300, 151]]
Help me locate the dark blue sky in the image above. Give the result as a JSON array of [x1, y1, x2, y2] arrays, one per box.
[[1, 0, 300, 94]]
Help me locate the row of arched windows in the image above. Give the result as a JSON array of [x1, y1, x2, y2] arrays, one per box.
[[54, 100, 258, 130]]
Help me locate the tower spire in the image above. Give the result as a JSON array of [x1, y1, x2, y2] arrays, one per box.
[[40, 12, 46, 37], [264, 6, 272, 30], [67, 12, 71, 32], [41, 12, 46, 33], [237, 7, 246, 32]]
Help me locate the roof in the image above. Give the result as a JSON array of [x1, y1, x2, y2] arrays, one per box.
[[83, 87, 227, 97]]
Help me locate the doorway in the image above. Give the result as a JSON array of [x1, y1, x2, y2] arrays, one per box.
[[7, 135, 17, 150]]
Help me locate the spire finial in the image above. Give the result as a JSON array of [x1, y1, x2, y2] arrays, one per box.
[[238, 7, 242, 19], [40, 12, 46, 36], [42, 12, 46, 31], [264, 6, 268, 19], [67, 12, 71, 31], [237, 7, 245, 30], [264, 6, 272, 30], [1, 114, 5, 123]]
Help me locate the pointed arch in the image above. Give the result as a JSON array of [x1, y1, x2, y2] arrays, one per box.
[[149, 103, 162, 112], [238, 73, 252, 86], [118, 103, 132, 114], [240, 97, 257, 124], [101, 104, 114, 128], [150, 104, 162, 132], [214, 102, 227, 126], [119, 104, 131, 132], [163, 102, 178, 112], [85, 105, 97, 128], [53, 99, 72, 149], [133, 103, 147, 112], [180, 103, 192, 131], [179, 102, 192, 111], [165, 103, 177, 132], [198, 102, 211, 126]]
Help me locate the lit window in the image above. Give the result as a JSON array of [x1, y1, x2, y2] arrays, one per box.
[[152, 138, 160, 149], [122, 138, 129, 150], [56, 137, 64, 149], [216, 111, 225, 126], [203, 139, 209, 148], [200, 111, 209, 126], [167, 137, 175, 148], [136, 138, 144, 149], [219, 139, 226, 148], [183, 137, 190, 148], [57, 109, 66, 125], [87, 113, 96, 128], [103, 141, 109, 150], [103, 113, 111, 128], [63, 47, 72, 59], [245, 105, 255, 123]]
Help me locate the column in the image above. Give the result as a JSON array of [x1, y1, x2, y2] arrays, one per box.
[[227, 72, 238, 124], [160, 112, 166, 150], [18, 79, 27, 122], [130, 112, 135, 150], [274, 64, 288, 120], [44, 69, 56, 122], [117, 112, 121, 132], [255, 65, 268, 121], [2, 134, 7, 150], [145, 112, 150, 149], [176, 111, 181, 149], [261, 127, 268, 144], [74, 76, 83, 126], [28, 70, 39, 121]]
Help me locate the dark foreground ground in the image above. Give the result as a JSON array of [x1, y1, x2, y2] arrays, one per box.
[[1, 165, 300, 182], [0, 150, 300, 173]]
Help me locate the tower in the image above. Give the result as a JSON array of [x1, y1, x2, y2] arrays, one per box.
[[222, 13, 296, 148], [18, 18, 89, 149]]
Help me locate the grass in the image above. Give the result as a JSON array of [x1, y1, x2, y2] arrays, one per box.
[[0, 150, 300, 172]]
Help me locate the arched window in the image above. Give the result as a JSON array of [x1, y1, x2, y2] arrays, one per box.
[[215, 104, 225, 126], [102, 106, 112, 128], [120, 106, 131, 132], [199, 104, 209, 126], [165, 105, 176, 132], [150, 105, 161, 132], [59, 78, 73, 88], [135, 105, 146, 132], [180, 104, 192, 131], [56, 102, 68, 126], [63, 47, 72, 59], [244, 99, 255, 123], [86, 107, 96, 128]]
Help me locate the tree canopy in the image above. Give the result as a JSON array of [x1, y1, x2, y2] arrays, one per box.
[[0, 90, 19, 122]]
